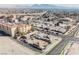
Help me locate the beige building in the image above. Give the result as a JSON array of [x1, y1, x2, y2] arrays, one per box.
[[33, 39, 49, 49], [0, 23, 17, 37], [0, 23, 32, 37], [17, 24, 32, 34]]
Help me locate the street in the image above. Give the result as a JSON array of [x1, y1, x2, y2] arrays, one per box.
[[48, 24, 79, 55]]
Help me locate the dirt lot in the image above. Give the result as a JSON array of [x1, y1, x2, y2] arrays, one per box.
[[0, 36, 39, 55], [67, 42, 79, 55]]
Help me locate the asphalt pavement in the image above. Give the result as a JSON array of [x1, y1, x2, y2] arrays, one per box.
[[48, 25, 79, 55]]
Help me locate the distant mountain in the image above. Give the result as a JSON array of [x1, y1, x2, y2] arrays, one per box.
[[11, 4, 63, 9], [31, 4, 63, 9], [0, 4, 78, 9], [30, 4, 74, 9]]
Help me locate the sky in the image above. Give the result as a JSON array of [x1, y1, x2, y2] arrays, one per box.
[[0, 4, 79, 8], [0, 4, 33, 8], [57, 4, 79, 8]]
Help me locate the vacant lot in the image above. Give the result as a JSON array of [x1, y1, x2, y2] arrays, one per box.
[[0, 36, 39, 55], [67, 42, 79, 55]]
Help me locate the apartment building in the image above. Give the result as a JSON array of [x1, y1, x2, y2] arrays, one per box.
[[17, 24, 32, 34], [0, 22, 32, 37], [0, 23, 17, 37]]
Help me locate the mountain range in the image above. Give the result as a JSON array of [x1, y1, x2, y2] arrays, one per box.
[[18, 4, 67, 9], [0, 4, 78, 9]]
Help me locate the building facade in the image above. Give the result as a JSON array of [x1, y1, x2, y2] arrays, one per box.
[[0, 23, 32, 37]]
